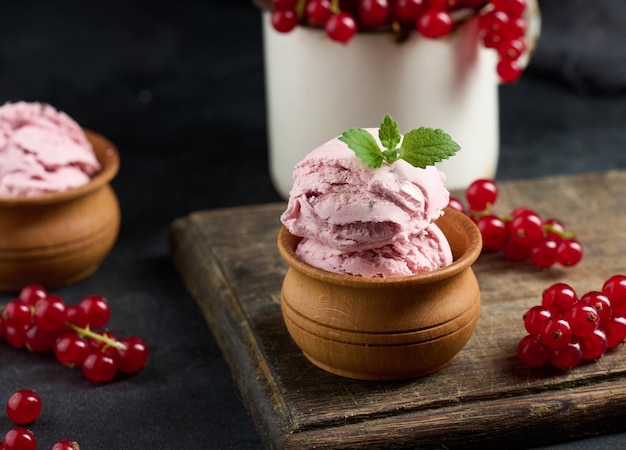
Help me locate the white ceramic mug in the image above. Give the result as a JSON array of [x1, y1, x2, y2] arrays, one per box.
[[263, 0, 543, 199], [263, 12, 502, 198]]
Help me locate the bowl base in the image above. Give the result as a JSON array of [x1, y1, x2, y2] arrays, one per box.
[[302, 352, 458, 381]]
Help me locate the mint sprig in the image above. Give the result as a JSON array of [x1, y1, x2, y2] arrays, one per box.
[[338, 115, 460, 169]]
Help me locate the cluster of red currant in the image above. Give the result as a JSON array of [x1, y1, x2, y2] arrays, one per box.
[[449, 179, 583, 268], [2, 389, 78, 449], [0, 285, 148, 384], [267, 0, 529, 82], [518, 276, 626, 370]]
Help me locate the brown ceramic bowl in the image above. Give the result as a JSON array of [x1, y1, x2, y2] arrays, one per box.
[[0, 130, 121, 292], [277, 207, 482, 381]]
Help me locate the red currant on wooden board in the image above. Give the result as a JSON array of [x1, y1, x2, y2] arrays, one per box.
[[518, 276, 626, 370], [449, 178, 584, 268]]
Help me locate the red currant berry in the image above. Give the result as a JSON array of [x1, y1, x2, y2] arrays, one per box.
[[492, 0, 526, 17], [305, 0, 333, 25], [479, 9, 509, 35], [548, 341, 582, 370], [273, 0, 298, 8], [529, 239, 558, 267], [25, 325, 59, 352], [82, 351, 118, 383], [116, 337, 150, 374], [447, 195, 465, 212], [605, 316, 626, 349], [51, 440, 80, 450], [497, 57, 523, 83], [509, 210, 543, 247], [517, 334, 547, 367], [6, 389, 42, 425], [541, 282, 578, 316], [325, 12, 358, 43], [33, 294, 68, 331], [3, 300, 32, 328], [565, 303, 599, 337], [18, 284, 47, 306], [498, 37, 526, 60], [428, 0, 450, 8], [54, 334, 89, 368], [476, 214, 509, 251], [523, 305, 551, 335], [502, 236, 530, 261], [416, 8, 453, 39], [602, 275, 626, 315], [392, 0, 426, 23], [5, 325, 28, 349], [271, 8, 300, 33], [465, 179, 498, 212], [556, 238, 583, 267], [358, 0, 391, 28], [541, 318, 572, 349], [501, 16, 526, 40], [3, 427, 37, 450], [543, 218, 567, 243], [79, 295, 111, 329], [576, 329, 608, 361], [65, 304, 89, 329], [579, 291, 612, 327]]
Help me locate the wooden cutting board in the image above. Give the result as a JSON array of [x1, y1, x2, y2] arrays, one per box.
[[169, 170, 626, 449]]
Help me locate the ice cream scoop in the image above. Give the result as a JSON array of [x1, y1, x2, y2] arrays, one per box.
[[0, 101, 100, 198], [280, 128, 453, 277]]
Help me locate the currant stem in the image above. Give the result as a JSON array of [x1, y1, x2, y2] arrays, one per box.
[[295, 0, 307, 17], [64, 322, 127, 351], [330, 0, 340, 14]]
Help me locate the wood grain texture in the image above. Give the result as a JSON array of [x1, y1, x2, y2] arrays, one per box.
[[169, 170, 626, 449]]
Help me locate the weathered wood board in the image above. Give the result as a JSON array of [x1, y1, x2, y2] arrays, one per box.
[[169, 170, 626, 449]]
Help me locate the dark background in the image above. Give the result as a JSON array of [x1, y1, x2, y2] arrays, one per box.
[[0, 1, 625, 448]]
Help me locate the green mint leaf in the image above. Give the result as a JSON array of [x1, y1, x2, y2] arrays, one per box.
[[399, 127, 460, 169], [381, 148, 401, 163], [339, 128, 384, 168], [378, 115, 401, 151]]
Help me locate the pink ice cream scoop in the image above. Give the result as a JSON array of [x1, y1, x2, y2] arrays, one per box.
[[280, 129, 453, 277], [0, 101, 100, 198]]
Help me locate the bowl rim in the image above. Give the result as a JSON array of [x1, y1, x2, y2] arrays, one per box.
[[277, 207, 482, 287], [0, 128, 119, 207]]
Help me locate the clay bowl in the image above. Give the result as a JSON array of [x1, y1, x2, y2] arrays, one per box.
[[277, 207, 482, 381], [0, 130, 121, 292]]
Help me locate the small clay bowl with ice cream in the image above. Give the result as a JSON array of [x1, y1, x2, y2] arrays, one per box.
[[277, 207, 482, 380], [0, 130, 120, 292]]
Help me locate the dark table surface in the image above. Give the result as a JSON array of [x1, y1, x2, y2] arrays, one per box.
[[1, 1, 626, 448]]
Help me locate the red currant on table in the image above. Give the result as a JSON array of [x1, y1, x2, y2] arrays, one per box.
[[6, 389, 42, 425], [33, 294, 68, 331], [518, 276, 626, 370], [78, 294, 111, 329], [51, 440, 81, 450], [1, 285, 149, 383], [3, 427, 37, 450]]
